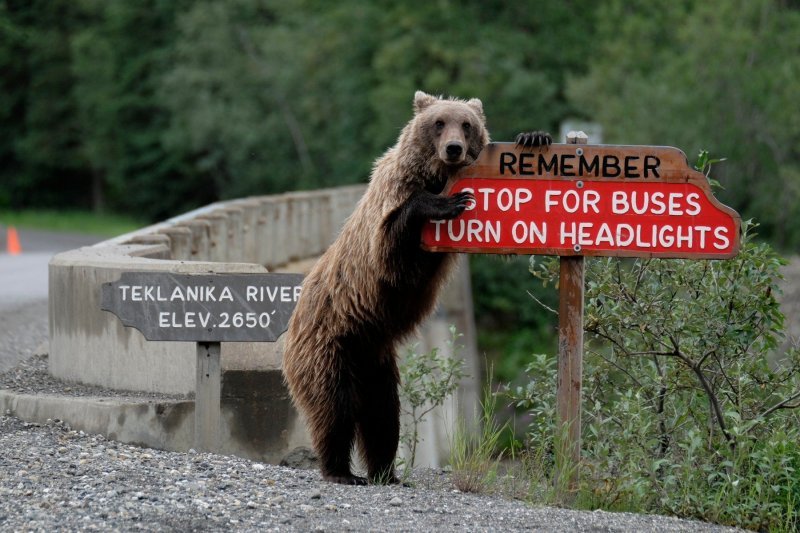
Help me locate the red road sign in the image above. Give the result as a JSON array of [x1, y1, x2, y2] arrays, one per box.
[[421, 143, 741, 259]]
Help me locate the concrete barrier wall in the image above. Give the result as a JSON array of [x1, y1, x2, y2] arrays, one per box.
[[48, 184, 478, 468], [49, 187, 366, 394]]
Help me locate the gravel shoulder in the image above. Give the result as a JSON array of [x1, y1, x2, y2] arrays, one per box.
[[0, 413, 742, 532], [0, 357, 743, 532]]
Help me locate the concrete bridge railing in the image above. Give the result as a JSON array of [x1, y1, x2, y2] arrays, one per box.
[[47, 184, 479, 468]]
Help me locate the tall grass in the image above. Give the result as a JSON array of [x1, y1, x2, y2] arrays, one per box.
[[449, 382, 506, 494]]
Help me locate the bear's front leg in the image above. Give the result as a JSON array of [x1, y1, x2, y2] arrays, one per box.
[[385, 190, 474, 251], [406, 190, 474, 222]]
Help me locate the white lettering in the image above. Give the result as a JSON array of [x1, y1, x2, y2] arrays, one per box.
[[467, 219, 484, 242], [512, 221, 527, 244], [659, 225, 674, 247], [545, 190, 561, 213], [448, 219, 465, 241], [617, 224, 634, 246], [170, 286, 184, 301], [713, 227, 730, 249], [578, 222, 593, 245], [596, 223, 614, 246], [515, 188, 533, 211], [583, 190, 600, 213], [651, 192, 666, 215], [497, 188, 513, 211], [668, 193, 683, 216], [563, 190, 580, 213], [560, 222, 576, 245], [477, 188, 495, 211], [432, 219, 446, 241], [695, 226, 710, 248], [612, 191, 628, 214], [685, 192, 701, 216], [676, 226, 692, 248]]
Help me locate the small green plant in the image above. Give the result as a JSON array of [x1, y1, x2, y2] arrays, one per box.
[[694, 149, 726, 190], [398, 325, 466, 474]]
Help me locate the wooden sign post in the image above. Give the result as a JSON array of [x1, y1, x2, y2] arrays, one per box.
[[555, 132, 586, 494], [101, 272, 304, 452], [421, 133, 741, 496]]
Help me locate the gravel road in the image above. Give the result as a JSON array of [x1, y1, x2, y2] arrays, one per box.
[[0, 357, 742, 533], [0, 412, 740, 532]]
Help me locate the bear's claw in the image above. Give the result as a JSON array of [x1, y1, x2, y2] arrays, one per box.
[[323, 474, 368, 486], [442, 191, 474, 219], [515, 131, 552, 148], [452, 191, 474, 209]]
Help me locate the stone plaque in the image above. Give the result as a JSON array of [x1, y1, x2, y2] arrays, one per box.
[[101, 272, 304, 342]]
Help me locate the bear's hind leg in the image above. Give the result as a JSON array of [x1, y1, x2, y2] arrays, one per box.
[[313, 387, 366, 485], [356, 363, 401, 484]]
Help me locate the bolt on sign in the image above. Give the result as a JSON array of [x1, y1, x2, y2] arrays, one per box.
[[101, 272, 305, 342], [421, 143, 741, 258]]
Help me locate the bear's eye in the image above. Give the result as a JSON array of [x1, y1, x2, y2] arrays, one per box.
[[435, 120, 445, 130], [462, 122, 471, 133]]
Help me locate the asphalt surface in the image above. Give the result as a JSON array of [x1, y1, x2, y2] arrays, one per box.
[[0, 228, 102, 371]]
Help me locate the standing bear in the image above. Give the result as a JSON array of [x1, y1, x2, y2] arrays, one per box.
[[283, 91, 550, 485]]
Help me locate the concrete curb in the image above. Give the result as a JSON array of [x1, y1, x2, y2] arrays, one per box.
[[1, 372, 311, 464], [1, 389, 194, 453]]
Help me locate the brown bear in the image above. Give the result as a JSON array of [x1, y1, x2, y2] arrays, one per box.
[[283, 91, 550, 485]]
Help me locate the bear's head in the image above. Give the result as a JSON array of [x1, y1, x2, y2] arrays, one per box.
[[407, 91, 489, 185]]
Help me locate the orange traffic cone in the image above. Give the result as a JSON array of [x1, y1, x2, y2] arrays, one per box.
[[6, 226, 21, 255]]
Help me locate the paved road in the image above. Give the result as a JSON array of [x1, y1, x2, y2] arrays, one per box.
[[0, 228, 103, 371]]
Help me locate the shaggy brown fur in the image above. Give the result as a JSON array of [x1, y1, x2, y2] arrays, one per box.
[[282, 91, 550, 485]]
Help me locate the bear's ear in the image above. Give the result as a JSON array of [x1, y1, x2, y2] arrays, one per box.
[[413, 91, 438, 114], [467, 98, 485, 121]]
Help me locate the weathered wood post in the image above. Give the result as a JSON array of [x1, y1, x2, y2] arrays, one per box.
[[555, 130, 588, 496], [195, 341, 222, 451]]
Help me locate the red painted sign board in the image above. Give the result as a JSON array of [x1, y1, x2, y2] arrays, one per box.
[[421, 143, 741, 259]]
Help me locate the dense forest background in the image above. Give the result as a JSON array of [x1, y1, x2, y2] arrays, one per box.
[[3, 0, 799, 247]]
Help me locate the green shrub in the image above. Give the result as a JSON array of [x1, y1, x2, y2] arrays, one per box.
[[511, 221, 800, 530]]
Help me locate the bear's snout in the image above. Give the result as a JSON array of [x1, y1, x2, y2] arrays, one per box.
[[444, 141, 465, 163]]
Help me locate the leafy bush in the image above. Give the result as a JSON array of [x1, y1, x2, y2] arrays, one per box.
[[511, 221, 800, 530]]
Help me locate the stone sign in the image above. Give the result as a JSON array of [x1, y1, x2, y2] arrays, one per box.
[[101, 272, 304, 342]]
